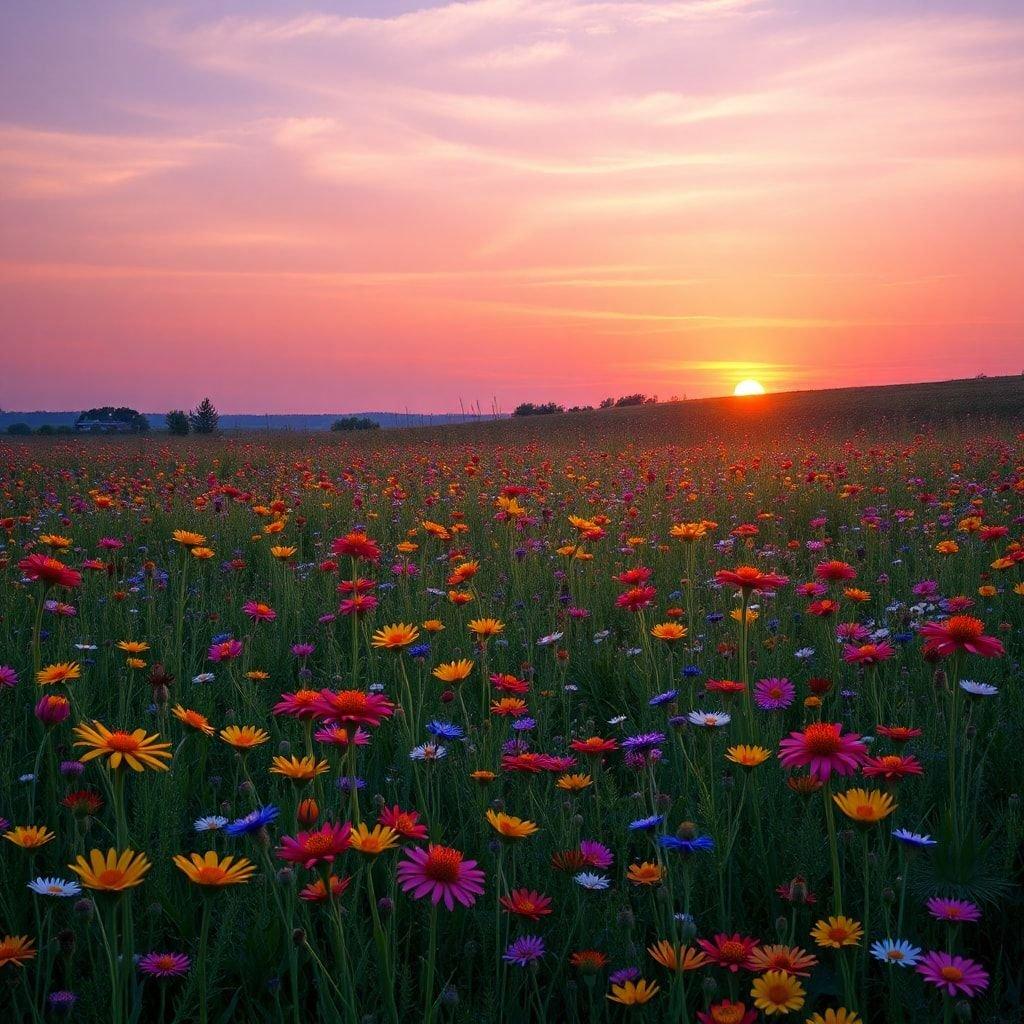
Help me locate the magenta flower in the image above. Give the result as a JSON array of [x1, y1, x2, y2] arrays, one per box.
[[754, 677, 795, 710], [396, 844, 485, 910], [276, 821, 352, 870], [779, 723, 867, 781], [291, 643, 315, 658], [503, 935, 545, 967], [0, 666, 18, 688], [579, 840, 614, 869], [916, 951, 989, 997], [208, 639, 243, 662], [242, 601, 277, 622], [138, 952, 191, 978], [925, 897, 981, 923]]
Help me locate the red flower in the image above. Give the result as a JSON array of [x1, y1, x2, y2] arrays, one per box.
[[919, 616, 1004, 658], [500, 888, 553, 921], [18, 554, 82, 590], [814, 560, 856, 582], [615, 586, 656, 612], [842, 642, 895, 665], [277, 821, 352, 870], [312, 689, 395, 727], [697, 933, 760, 972], [862, 754, 923, 782], [330, 531, 381, 563], [378, 805, 428, 841], [714, 566, 789, 595], [779, 723, 867, 781]]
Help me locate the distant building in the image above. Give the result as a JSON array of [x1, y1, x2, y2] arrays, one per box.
[[74, 418, 134, 433]]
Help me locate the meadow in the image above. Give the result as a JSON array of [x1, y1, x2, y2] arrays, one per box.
[[1, 406, 1022, 1023]]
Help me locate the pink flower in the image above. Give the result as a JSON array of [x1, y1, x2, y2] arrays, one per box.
[[842, 642, 895, 665], [208, 639, 243, 662], [396, 844, 485, 910], [242, 601, 277, 622], [0, 666, 17, 688], [276, 822, 352, 870], [919, 617, 1004, 658], [779, 723, 867, 781]]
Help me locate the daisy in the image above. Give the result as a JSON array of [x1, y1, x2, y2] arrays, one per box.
[[870, 939, 921, 967], [27, 877, 81, 897], [916, 951, 989, 997], [397, 844, 485, 910]]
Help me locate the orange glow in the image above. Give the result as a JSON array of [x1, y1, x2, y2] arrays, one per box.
[[733, 380, 766, 397]]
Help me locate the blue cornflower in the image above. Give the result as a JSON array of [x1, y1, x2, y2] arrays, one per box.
[[622, 732, 665, 751], [225, 805, 279, 836], [408, 644, 431, 659], [891, 828, 937, 849], [426, 720, 464, 740], [870, 938, 921, 967], [681, 665, 702, 678], [649, 689, 678, 707], [628, 814, 666, 832], [503, 935, 545, 967], [659, 833, 715, 854]]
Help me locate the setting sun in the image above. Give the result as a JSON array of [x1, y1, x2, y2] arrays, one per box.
[[734, 379, 766, 397]]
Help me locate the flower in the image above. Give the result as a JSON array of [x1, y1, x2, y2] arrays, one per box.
[[627, 862, 663, 885], [0, 935, 36, 969], [371, 623, 420, 649], [485, 810, 538, 840], [842, 642, 895, 665], [27, 877, 81, 897], [173, 851, 255, 887], [224, 806, 279, 836], [696, 1001, 757, 1024], [574, 872, 610, 890], [647, 941, 709, 972], [331, 531, 381, 562], [891, 828, 937, 849], [916, 951, 989, 997], [349, 823, 400, 855], [37, 662, 81, 686], [503, 935, 545, 967], [726, 745, 771, 767], [715, 566, 789, 595], [378, 805, 428, 840], [754, 678, 795, 710], [925, 897, 981, 923], [870, 939, 921, 967], [778, 723, 867, 781], [73, 721, 171, 772], [920, 616, 1003, 658], [468, 617, 504, 639], [69, 848, 151, 891], [312, 689, 395, 726], [138, 952, 191, 978], [194, 816, 228, 833], [299, 875, 351, 902], [172, 530, 207, 547], [276, 822, 352, 869], [500, 889, 552, 920], [242, 601, 277, 622], [959, 679, 998, 697], [811, 916, 863, 948], [805, 1011, 862, 1024], [698, 933, 759, 971], [219, 725, 270, 749], [270, 755, 330, 782], [18, 553, 82, 589], [651, 622, 687, 642], [861, 754, 923, 782], [607, 979, 659, 1005], [4, 825, 55, 849], [832, 788, 897, 824], [396, 844, 485, 909], [746, 944, 818, 976], [687, 710, 731, 728], [432, 660, 475, 684], [172, 705, 214, 736], [750, 970, 804, 1015]]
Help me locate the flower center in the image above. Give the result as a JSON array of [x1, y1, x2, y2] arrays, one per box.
[[424, 846, 462, 883], [944, 616, 984, 641], [303, 834, 334, 855], [719, 941, 746, 961], [940, 966, 964, 982], [803, 723, 841, 755], [105, 732, 140, 752]]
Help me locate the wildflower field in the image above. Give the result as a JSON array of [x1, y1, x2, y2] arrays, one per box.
[[1, 418, 1022, 1024]]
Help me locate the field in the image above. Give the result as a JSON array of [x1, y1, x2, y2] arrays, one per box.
[[1, 394, 1023, 1023]]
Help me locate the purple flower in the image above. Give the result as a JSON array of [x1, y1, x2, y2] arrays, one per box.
[[579, 840, 613, 869], [609, 967, 640, 985], [503, 935, 545, 967], [622, 732, 665, 751], [0, 666, 18, 687], [291, 643, 315, 658], [925, 897, 981, 923]]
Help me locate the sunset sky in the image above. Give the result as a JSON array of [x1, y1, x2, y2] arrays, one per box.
[[2, 0, 1022, 413]]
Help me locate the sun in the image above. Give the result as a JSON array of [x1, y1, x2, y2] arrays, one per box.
[[733, 379, 766, 397]]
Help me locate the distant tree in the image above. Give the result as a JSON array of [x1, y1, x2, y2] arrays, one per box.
[[513, 402, 565, 417], [55, 425, 74, 435], [189, 398, 219, 435], [331, 416, 380, 432], [566, 405, 594, 413], [614, 393, 648, 407], [76, 406, 148, 432], [7, 423, 32, 435], [599, 397, 615, 409], [166, 410, 190, 436], [36, 424, 55, 435]]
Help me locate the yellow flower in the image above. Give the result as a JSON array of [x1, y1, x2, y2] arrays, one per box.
[[485, 809, 538, 840], [647, 940, 709, 972], [269, 545, 296, 560], [468, 617, 504, 639], [627, 862, 663, 886], [172, 530, 207, 548], [832, 788, 896, 824], [270, 755, 329, 782], [556, 773, 593, 792], [731, 608, 759, 624], [607, 979, 659, 1005], [126, 657, 147, 670], [349, 823, 400, 856], [977, 585, 997, 597], [37, 662, 81, 686], [726, 744, 771, 768], [935, 540, 959, 555], [670, 522, 709, 542], [4, 825, 55, 849], [117, 641, 150, 654], [811, 916, 863, 949], [432, 659, 474, 684], [219, 725, 269, 749], [69, 848, 151, 891], [650, 622, 687, 642], [421, 619, 445, 633], [173, 851, 255, 887], [806, 1010, 862, 1024], [73, 721, 172, 772], [750, 970, 805, 1016], [191, 546, 216, 560], [39, 534, 72, 549], [371, 623, 420, 649]]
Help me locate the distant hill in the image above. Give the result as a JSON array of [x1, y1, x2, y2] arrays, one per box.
[[0, 410, 501, 431]]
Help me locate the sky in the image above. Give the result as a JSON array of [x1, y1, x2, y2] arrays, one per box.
[[1, 0, 1022, 414]]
